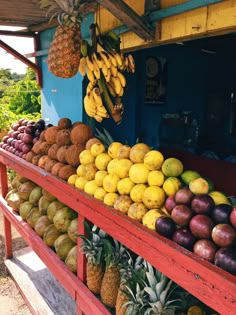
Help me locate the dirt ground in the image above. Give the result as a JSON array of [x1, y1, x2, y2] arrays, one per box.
[[0, 211, 31, 315]]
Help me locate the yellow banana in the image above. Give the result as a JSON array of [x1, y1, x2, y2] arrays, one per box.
[[106, 82, 116, 97], [110, 64, 118, 77], [117, 71, 126, 88], [100, 51, 111, 69], [84, 95, 96, 117], [96, 111, 109, 118], [128, 54, 135, 73], [113, 52, 123, 68], [125, 56, 129, 68], [111, 76, 122, 95], [78, 57, 87, 76], [92, 87, 103, 107], [93, 63, 101, 80], [104, 68, 111, 83], [87, 68, 96, 83], [94, 52, 104, 69], [107, 52, 117, 67], [86, 81, 95, 94], [86, 55, 95, 72], [101, 63, 109, 77], [118, 86, 124, 97], [94, 115, 103, 123]]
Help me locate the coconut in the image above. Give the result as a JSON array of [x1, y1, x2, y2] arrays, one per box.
[[58, 117, 72, 130], [38, 196, 51, 215], [71, 121, 82, 130], [19, 201, 34, 220], [29, 186, 42, 204], [65, 245, 77, 273], [44, 126, 59, 144], [85, 137, 102, 150], [34, 215, 52, 237], [58, 165, 76, 180], [39, 129, 46, 141], [56, 145, 70, 163], [51, 162, 65, 176], [5, 188, 17, 201], [56, 129, 71, 146], [42, 189, 57, 202], [114, 195, 133, 214], [38, 141, 52, 155], [25, 151, 35, 163], [70, 123, 93, 145], [38, 155, 51, 169], [65, 144, 84, 167], [26, 207, 41, 228], [48, 143, 61, 160], [67, 218, 78, 243], [44, 159, 58, 172], [53, 207, 77, 232], [6, 192, 25, 211], [10, 177, 22, 189], [32, 140, 43, 154], [18, 181, 37, 200], [32, 154, 43, 165], [43, 224, 62, 247], [47, 200, 65, 221], [54, 234, 76, 261]]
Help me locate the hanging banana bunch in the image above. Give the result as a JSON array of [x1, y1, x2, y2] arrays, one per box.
[[78, 25, 135, 124]]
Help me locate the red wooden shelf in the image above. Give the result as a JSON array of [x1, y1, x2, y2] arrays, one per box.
[[0, 149, 236, 315]]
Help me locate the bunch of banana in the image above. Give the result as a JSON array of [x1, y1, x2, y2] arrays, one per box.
[[84, 86, 109, 123]]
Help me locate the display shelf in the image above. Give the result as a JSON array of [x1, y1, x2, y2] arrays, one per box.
[[0, 148, 236, 314]]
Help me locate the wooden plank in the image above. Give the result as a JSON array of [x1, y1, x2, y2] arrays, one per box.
[[5, 247, 76, 315], [207, 0, 236, 31], [96, 0, 154, 40], [0, 149, 235, 314]]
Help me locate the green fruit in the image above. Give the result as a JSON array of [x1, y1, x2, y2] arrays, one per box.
[[180, 170, 201, 185], [208, 191, 231, 206], [161, 158, 184, 177]]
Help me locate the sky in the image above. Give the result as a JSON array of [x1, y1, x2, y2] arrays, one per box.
[[0, 26, 34, 74]]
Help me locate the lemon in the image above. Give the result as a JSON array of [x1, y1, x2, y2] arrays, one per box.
[[161, 157, 184, 177], [84, 180, 98, 196], [67, 174, 78, 185], [90, 143, 106, 157], [117, 177, 135, 195], [142, 186, 165, 209], [189, 177, 209, 195], [163, 177, 182, 196], [129, 163, 149, 184], [76, 164, 86, 177], [128, 202, 148, 222], [104, 192, 119, 206], [108, 142, 123, 158], [75, 177, 88, 190], [79, 149, 95, 165], [148, 170, 165, 186], [107, 158, 119, 175], [130, 184, 147, 203], [95, 170, 108, 186], [95, 153, 112, 171], [84, 163, 98, 181], [129, 143, 151, 163], [94, 187, 107, 201], [117, 144, 131, 159], [116, 159, 133, 178], [142, 209, 164, 230], [144, 150, 164, 170], [114, 195, 133, 214], [103, 174, 120, 193], [208, 191, 231, 205]]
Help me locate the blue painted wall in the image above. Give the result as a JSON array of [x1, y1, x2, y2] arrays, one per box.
[[38, 13, 94, 125]]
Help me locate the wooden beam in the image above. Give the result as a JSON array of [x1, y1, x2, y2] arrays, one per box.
[[0, 40, 42, 88], [0, 30, 35, 37], [149, 0, 225, 22], [96, 0, 154, 41]]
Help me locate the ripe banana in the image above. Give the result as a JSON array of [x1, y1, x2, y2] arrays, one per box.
[[94, 115, 103, 123], [92, 87, 103, 107], [78, 57, 87, 76], [107, 52, 117, 67], [106, 82, 116, 97], [110, 64, 118, 77], [113, 52, 123, 68], [86, 81, 96, 94], [117, 71, 126, 88], [84, 94, 96, 117], [111, 76, 122, 95], [93, 63, 101, 80], [87, 68, 96, 84], [100, 51, 111, 69], [101, 63, 109, 77], [118, 86, 124, 97], [104, 68, 111, 83], [128, 54, 135, 73], [94, 52, 104, 69], [86, 55, 95, 72]]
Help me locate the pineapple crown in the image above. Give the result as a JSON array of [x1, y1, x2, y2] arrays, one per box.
[[103, 239, 130, 270], [95, 127, 115, 148], [39, 0, 86, 26]]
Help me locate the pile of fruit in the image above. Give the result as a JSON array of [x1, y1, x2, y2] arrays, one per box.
[[5, 173, 78, 273], [78, 223, 218, 315], [67, 140, 236, 275]]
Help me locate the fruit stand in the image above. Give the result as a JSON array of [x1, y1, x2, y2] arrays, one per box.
[[0, 146, 236, 314]]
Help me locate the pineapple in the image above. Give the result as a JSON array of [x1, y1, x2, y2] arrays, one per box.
[[100, 239, 129, 308], [78, 224, 107, 294], [39, 0, 84, 78]]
